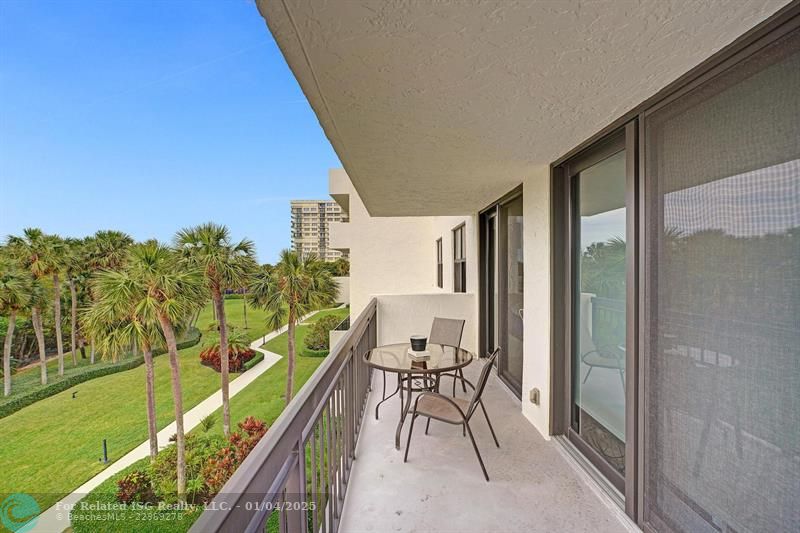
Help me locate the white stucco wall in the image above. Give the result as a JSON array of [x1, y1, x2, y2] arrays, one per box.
[[329, 169, 478, 321], [521, 166, 552, 438], [376, 293, 478, 355], [331, 167, 552, 438], [332, 276, 350, 305]]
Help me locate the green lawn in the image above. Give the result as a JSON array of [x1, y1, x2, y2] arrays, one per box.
[[1, 352, 121, 409], [0, 298, 271, 414], [194, 296, 277, 344], [69, 306, 349, 533], [0, 299, 278, 517], [199, 307, 349, 435]]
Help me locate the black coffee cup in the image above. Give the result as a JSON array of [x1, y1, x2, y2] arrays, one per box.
[[410, 336, 427, 351]]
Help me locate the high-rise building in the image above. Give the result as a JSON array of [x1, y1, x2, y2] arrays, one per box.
[[290, 199, 349, 261]]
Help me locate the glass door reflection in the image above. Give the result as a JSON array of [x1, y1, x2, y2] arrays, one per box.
[[571, 148, 627, 483]]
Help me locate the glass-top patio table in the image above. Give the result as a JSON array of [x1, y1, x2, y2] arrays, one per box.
[[364, 343, 473, 449]]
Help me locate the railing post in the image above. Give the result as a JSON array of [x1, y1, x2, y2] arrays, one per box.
[[284, 445, 306, 533]]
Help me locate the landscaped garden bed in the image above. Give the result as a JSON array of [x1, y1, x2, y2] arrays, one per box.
[[71, 416, 268, 533]]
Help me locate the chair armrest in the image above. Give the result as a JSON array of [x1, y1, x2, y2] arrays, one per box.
[[414, 391, 468, 419]]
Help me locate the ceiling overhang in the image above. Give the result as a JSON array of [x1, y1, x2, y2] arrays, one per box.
[[257, 0, 787, 216]]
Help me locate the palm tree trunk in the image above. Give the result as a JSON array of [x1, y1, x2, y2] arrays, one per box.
[[143, 343, 158, 461], [69, 279, 78, 366], [90, 340, 95, 364], [31, 306, 47, 385], [285, 309, 296, 404], [213, 287, 231, 436], [158, 313, 186, 502], [242, 291, 248, 330], [53, 274, 65, 376], [17, 334, 28, 359], [3, 310, 16, 397]]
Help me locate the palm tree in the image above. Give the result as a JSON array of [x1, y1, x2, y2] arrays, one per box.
[[64, 238, 89, 366], [28, 279, 50, 384], [87, 230, 134, 270], [84, 230, 133, 363], [92, 241, 204, 498], [0, 253, 32, 396], [84, 288, 164, 461], [249, 251, 337, 404], [5, 228, 66, 380], [175, 223, 257, 436]]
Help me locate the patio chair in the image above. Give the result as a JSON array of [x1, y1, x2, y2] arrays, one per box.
[[404, 348, 501, 481], [579, 313, 625, 390], [428, 317, 467, 396], [375, 317, 466, 419]]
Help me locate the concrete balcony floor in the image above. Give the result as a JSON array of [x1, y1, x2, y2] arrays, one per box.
[[340, 364, 632, 533]]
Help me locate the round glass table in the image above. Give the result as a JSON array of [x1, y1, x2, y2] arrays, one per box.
[[364, 343, 473, 449]]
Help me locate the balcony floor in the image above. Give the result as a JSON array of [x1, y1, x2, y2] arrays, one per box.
[[340, 364, 632, 532]]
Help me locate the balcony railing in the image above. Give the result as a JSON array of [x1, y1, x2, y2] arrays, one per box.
[[333, 316, 350, 331], [190, 298, 377, 533]]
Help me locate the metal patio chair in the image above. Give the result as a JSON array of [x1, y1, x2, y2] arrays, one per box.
[[428, 317, 467, 396], [404, 348, 501, 481], [375, 317, 466, 419]]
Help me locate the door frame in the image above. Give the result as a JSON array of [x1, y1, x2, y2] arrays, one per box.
[[549, 6, 800, 528], [479, 208, 498, 361], [479, 185, 524, 396], [551, 123, 639, 506]]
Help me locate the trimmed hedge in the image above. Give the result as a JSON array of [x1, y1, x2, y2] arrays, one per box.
[[242, 352, 264, 371], [303, 347, 329, 358], [0, 328, 201, 419], [223, 293, 245, 300]]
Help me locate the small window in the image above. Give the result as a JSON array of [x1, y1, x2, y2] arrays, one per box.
[[453, 224, 466, 293], [436, 238, 443, 288]]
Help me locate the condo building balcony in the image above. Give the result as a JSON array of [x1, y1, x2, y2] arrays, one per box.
[[190, 2, 799, 532], [191, 297, 632, 533]]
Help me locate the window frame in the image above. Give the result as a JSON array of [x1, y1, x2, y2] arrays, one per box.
[[453, 223, 467, 293], [435, 238, 443, 288]]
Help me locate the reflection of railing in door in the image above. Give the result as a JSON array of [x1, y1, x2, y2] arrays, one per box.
[[582, 296, 626, 389]]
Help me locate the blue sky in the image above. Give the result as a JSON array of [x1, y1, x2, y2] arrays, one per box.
[[0, 0, 340, 263]]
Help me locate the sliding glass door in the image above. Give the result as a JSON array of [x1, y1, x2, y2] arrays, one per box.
[[562, 130, 633, 493], [552, 15, 799, 531], [498, 195, 524, 395], [480, 189, 524, 397], [642, 28, 800, 533]]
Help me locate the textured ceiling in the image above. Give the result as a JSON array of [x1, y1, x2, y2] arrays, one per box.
[[258, 0, 787, 216]]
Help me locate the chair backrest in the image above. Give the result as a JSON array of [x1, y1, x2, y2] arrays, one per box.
[[428, 317, 465, 349], [467, 347, 501, 418]]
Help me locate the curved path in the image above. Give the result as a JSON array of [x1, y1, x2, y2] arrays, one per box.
[[29, 310, 320, 533]]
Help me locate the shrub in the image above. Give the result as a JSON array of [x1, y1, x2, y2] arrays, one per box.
[[149, 433, 225, 504], [199, 345, 257, 373], [202, 416, 268, 495], [303, 347, 329, 358], [200, 413, 217, 433], [72, 459, 205, 533], [303, 315, 342, 352], [223, 293, 245, 300], [0, 357, 20, 377], [116, 469, 155, 504], [242, 351, 264, 371]]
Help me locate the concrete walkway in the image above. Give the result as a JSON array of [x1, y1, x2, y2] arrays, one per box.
[[29, 311, 319, 533]]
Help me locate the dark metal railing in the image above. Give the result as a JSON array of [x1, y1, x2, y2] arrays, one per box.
[[190, 298, 377, 533], [333, 316, 350, 331]]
